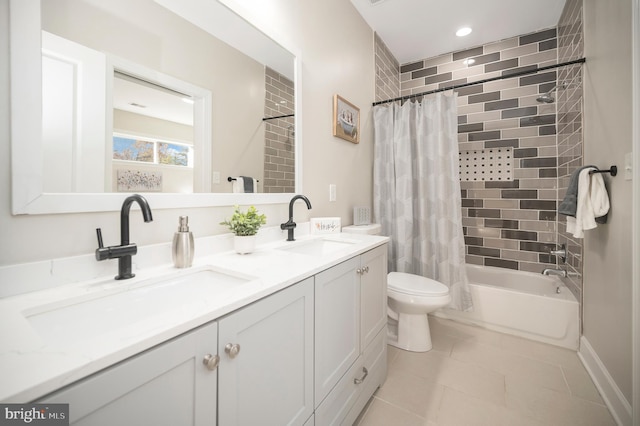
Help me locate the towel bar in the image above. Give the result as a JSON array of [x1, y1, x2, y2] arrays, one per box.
[[589, 166, 617, 177], [227, 177, 260, 182]]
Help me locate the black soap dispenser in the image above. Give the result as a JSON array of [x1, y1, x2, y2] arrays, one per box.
[[172, 216, 194, 268]]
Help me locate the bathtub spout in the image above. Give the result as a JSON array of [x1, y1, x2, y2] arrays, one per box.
[[542, 268, 567, 277]]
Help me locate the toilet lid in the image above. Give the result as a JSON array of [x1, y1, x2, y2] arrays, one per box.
[[387, 272, 449, 296]]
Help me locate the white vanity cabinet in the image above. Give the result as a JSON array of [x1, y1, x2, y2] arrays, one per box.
[[40, 322, 219, 426], [217, 277, 314, 426], [315, 245, 388, 425], [33, 242, 388, 426]]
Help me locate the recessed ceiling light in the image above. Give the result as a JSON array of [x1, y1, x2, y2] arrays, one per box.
[[456, 27, 472, 37]]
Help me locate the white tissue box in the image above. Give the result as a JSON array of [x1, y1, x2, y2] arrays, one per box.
[[310, 217, 341, 234]]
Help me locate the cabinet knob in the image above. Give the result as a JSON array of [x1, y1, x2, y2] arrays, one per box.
[[354, 367, 368, 384], [225, 343, 241, 359], [356, 268, 362, 275], [202, 354, 220, 371], [363, 266, 369, 273]]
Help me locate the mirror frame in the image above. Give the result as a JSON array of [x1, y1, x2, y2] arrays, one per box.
[[9, 0, 302, 214]]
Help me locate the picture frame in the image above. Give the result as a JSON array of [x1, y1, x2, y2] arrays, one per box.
[[333, 94, 360, 144]]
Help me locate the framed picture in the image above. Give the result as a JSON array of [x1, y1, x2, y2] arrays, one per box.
[[333, 94, 360, 144]]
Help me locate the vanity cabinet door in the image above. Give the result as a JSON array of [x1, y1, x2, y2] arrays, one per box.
[[314, 256, 361, 407], [217, 278, 314, 426], [39, 322, 218, 426], [360, 245, 388, 350]]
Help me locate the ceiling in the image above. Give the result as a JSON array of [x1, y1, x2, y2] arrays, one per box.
[[350, 0, 567, 64]]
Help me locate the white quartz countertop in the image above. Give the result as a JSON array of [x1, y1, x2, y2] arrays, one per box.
[[0, 230, 388, 402]]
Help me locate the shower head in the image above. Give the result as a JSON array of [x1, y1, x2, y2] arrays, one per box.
[[536, 92, 555, 103]]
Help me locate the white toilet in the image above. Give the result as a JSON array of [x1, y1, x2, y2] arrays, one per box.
[[342, 224, 452, 353], [387, 272, 451, 352]]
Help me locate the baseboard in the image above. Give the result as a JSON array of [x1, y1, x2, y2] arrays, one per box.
[[578, 336, 632, 426]]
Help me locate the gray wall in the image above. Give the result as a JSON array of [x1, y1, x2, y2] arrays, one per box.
[[583, 0, 634, 405]]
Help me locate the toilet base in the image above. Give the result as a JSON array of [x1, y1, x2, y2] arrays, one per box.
[[387, 312, 433, 352]]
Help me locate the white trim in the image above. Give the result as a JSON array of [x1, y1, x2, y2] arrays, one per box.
[[579, 336, 632, 426], [631, 0, 640, 423]]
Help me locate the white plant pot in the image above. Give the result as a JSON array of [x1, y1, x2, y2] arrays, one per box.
[[234, 235, 256, 254]]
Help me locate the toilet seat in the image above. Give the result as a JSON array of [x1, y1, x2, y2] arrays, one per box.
[[388, 272, 449, 296]]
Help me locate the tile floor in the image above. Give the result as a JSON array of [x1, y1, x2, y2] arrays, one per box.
[[355, 317, 617, 426]]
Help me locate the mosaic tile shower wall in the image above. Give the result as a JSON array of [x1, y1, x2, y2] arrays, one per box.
[[263, 67, 295, 193], [376, 28, 564, 273]]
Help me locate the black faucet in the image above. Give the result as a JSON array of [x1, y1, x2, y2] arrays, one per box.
[[95, 194, 154, 280], [280, 195, 312, 241]]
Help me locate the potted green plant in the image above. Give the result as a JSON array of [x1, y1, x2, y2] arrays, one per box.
[[220, 205, 267, 254]]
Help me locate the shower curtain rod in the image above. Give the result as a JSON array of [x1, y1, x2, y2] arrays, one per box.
[[372, 57, 586, 106], [262, 113, 294, 121]]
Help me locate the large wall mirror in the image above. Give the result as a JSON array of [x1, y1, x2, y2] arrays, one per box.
[[10, 0, 301, 214]]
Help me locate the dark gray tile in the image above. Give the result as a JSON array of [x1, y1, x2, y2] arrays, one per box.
[[468, 208, 501, 218], [520, 241, 556, 253], [502, 230, 538, 241], [468, 246, 501, 258], [425, 72, 453, 85], [485, 58, 519, 73], [521, 157, 557, 168], [485, 219, 519, 229], [520, 28, 557, 45], [461, 189, 467, 198], [520, 114, 556, 127], [469, 91, 501, 104], [456, 85, 484, 97], [464, 236, 484, 246], [484, 258, 519, 270], [539, 125, 556, 135], [453, 46, 484, 61], [485, 99, 519, 111], [468, 130, 501, 141], [412, 66, 438, 79], [519, 71, 557, 87], [539, 81, 556, 93], [502, 107, 538, 119], [400, 61, 424, 73], [539, 168, 557, 178], [458, 115, 468, 124], [539, 211, 556, 221], [462, 198, 484, 207], [501, 189, 538, 199], [485, 180, 519, 188], [485, 139, 519, 148], [520, 200, 557, 210], [502, 65, 538, 77], [459, 123, 484, 133], [538, 253, 555, 264], [539, 38, 557, 51], [514, 148, 538, 158]]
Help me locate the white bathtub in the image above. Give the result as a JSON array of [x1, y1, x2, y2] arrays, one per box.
[[433, 264, 580, 350]]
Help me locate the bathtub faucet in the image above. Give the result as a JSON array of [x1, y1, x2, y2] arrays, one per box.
[[541, 268, 567, 277]]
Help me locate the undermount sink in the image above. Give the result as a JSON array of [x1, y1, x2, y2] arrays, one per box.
[[277, 237, 357, 257], [25, 267, 255, 345]]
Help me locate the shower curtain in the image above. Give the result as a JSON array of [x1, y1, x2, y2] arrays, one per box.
[[373, 93, 472, 311]]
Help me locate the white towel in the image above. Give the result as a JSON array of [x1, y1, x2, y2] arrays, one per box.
[[566, 167, 610, 238], [231, 177, 244, 193], [231, 177, 258, 193]]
